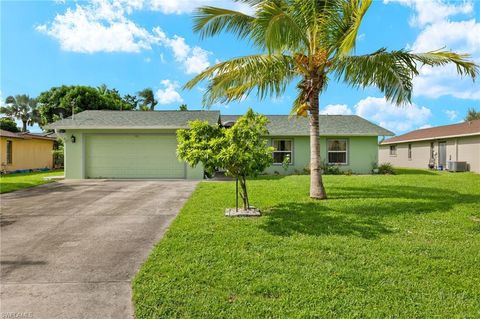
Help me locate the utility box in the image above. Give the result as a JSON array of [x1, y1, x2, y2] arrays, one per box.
[[447, 161, 468, 172]]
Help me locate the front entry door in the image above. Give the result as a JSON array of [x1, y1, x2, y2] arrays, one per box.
[[438, 142, 447, 168]]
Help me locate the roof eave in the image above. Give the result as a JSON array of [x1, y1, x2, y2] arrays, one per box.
[[380, 132, 480, 145], [50, 126, 191, 130]]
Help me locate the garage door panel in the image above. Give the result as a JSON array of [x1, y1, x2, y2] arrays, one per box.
[[85, 134, 185, 179]]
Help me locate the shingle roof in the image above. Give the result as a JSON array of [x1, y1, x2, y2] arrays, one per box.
[[380, 119, 480, 144], [0, 129, 56, 140], [47, 110, 221, 129], [47, 110, 392, 136], [0, 129, 22, 138], [221, 115, 394, 136]]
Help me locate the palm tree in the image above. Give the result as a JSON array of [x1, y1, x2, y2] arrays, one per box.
[[138, 88, 158, 111], [179, 104, 188, 111], [465, 108, 480, 121], [1, 95, 40, 132], [97, 84, 108, 95], [185, 0, 478, 199]]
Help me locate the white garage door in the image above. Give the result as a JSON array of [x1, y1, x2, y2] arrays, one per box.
[[85, 134, 185, 179]]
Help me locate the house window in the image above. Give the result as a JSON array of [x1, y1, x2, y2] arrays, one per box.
[[327, 139, 348, 164], [6, 140, 12, 164], [272, 139, 293, 164], [408, 143, 412, 159], [389, 145, 397, 156]]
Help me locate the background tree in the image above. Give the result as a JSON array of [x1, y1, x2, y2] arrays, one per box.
[[1, 95, 40, 132], [179, 104, 188, 111], [96, 84, 108, 95], [177, 109, 273, 210], [465, 108, 480, 121], [123, 94, 139, 110], [186, 0, 479, 200], [138, 88, 158, 111], [0, 117, 20, 132], [37, 85, 133, 125], [102, 87, 129, 110]]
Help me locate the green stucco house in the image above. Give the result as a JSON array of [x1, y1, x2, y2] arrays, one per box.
[[49, 110, 393, 179]]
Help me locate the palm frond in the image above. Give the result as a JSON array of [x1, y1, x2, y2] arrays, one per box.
[[334, 48, 479, 105], [253, 0, 309, 53], [317, 0, 371, 57], [184, 54, 296, 106], [409, 50, 479, 79], [193, 6, 255, 39], [337, 0, 372, 56], [290, 92, 308, 117]]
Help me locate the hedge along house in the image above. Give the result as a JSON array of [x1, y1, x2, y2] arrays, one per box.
[[222, 115, 393, 175], [48, 110, 393, 179]]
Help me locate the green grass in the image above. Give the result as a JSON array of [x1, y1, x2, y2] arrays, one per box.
[[0, 170, 63, 193], [133, 169, 480, 318]]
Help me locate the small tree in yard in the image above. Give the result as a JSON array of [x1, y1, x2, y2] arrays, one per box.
[[177, 109, 273, 211]]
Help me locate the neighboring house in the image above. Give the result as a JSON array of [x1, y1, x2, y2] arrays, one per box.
[[379, 119, 480, 173], [48, 110, 393, 179], [0, 129, 56, 172]]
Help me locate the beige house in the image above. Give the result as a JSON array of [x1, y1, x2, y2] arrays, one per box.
[[379, 119, 480, 173], [1, 129, 56, 172]]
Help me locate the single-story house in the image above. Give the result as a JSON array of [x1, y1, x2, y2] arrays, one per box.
[[1, 129, 56, 172], [48, 110, 393, 179], [221, 114, 393, 175], [379, 119, 480, 173]]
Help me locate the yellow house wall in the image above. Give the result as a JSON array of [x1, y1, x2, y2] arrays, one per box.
[[1, 137, 54, 172]]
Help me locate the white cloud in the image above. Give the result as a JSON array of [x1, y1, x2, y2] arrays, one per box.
[[444, 109, 458, 121], [153, 27, 211, 74], [384, 0, 473, 27], [155, 80, 183, 105], [411, 19, 480, 53], [320, 104, 353, 115], [166, 35, 190, 61], [354, 96, 431, 133], [413, 64, 480, 100], [148, 0, 254, 15], [184, 47, 211, 74], [36, 0, 159, 53], [37, 1, 213, 74], [385, 0, 480, 101]]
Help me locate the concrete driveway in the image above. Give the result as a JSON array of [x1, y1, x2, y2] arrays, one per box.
[[0, 180, 198, 319]]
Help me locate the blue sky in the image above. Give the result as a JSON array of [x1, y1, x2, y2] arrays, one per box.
[[1, 0, 479, 134]]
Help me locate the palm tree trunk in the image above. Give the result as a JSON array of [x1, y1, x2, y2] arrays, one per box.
[[22, 121, 27, 132], [309, 89, 327, 200]]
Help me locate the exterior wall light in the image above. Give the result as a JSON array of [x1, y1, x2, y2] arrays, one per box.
[[71, 135, 76, 143]]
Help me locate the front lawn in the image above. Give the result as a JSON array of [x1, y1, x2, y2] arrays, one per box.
[[133, 170, 480, 318], [0, 170, 63, 193]]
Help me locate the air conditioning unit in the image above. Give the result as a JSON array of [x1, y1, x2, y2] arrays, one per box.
[[447, 161, 468, 172]]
